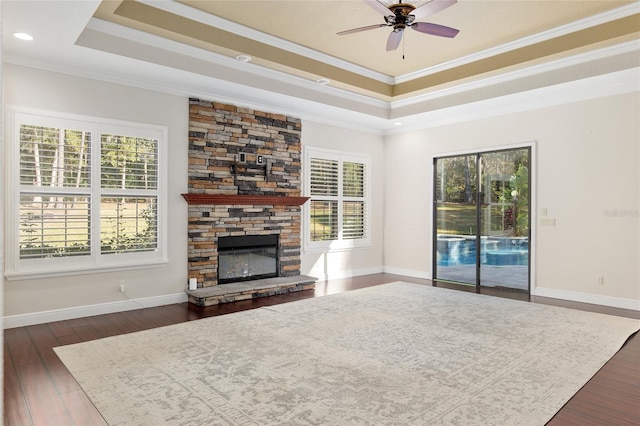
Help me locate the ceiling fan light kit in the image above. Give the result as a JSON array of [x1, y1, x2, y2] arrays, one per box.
[[338, 0, 459, 51]]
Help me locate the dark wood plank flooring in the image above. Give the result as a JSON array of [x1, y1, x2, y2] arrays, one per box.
[[4, 274, 639, 425]]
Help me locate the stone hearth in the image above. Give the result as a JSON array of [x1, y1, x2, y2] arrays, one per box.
[[187, 275, 317, 307]]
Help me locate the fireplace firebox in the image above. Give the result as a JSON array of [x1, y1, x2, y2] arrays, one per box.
[[218, 235, 279, 284]]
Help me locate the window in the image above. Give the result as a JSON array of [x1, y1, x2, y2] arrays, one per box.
[[305, 147, 370, 251], [6, 109, 167, 279]]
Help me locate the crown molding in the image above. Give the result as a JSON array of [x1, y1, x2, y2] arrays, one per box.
[[395, 2, 640, 84], [384, 67, 640, 135], [138, 0, 395, 85], [149, 1, 639, 87], [391, 39, 640, 110], [85, 18, 391, 111]]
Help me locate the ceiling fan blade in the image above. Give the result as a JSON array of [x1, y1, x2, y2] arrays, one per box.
[[386, 30, 403, 51], [412, 22, 459, 38], [412, 0, 457, 20], [363, 0, 392, 16], [337, 24, 387, 36]]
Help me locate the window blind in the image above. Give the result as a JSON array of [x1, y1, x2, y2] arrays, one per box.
[[19, 125, 91, 188], [9, 109, 166, 277], [306, 148, 370, 248], [309, 158, 338, 197]]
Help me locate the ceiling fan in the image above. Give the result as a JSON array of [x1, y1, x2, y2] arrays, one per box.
[[338, 0, 459, 51]]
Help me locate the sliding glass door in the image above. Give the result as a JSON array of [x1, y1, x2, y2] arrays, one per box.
[[433, 147, 530, 291], [433, 155, 478, 285]]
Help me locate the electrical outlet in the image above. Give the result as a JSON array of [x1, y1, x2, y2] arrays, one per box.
[[256, 154, 264, 165], [540, 218, 556, 226], [118, 280, 126, 293], [597, 276, 604, 286]]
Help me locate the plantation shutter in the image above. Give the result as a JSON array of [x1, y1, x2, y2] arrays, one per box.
[[100, 134, 158, 190], [9, 109, 166, 278], [309, 157, 339, 241], [18, 124, 92, 259], [342, 161, 366, 239], [310, 158, 338, 196], [19, 195, 92, 259], [306, 148, 370, 248], [100, 134, 159, 255]]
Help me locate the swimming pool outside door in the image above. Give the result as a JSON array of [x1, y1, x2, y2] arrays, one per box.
[[433, 147, 531, 292]]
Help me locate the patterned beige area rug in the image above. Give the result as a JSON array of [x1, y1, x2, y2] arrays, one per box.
[[55, 282, 639, 425]]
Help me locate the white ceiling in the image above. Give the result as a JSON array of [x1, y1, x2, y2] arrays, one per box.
[[173, 0, 633, 77], [2, 1, 639, 133]]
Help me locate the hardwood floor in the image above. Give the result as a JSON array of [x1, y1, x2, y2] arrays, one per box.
[[4, 274, 639, 425]]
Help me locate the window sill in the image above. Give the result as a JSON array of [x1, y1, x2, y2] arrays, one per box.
[[4, 258, 169, 281], [304, 241, 372, 254]]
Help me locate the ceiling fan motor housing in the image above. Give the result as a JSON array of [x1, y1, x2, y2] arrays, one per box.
[[386, 3, 417, 30]]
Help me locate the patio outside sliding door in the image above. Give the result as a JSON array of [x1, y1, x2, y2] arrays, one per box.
[[433, 147, 530, 292], [433, 154, 478, 285]]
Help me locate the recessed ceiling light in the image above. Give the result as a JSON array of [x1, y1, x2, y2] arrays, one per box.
[[316, 78, 330, 85], [235, 54, 252, 63], [394, 122, 403, 126], [13, 32, 34, 41]]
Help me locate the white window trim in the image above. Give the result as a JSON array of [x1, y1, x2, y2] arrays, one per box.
[[4, 106, 168, 280], [303, 146, 371, 253]]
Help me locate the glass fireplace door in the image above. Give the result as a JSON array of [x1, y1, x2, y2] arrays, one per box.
[[217, 234, 279, 284]]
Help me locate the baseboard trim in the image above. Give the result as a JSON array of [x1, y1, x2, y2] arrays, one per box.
[[532, 287, 640, 311], [383, 266, 432, 280], [6, 280, 636, 329], [382, 267, 640, 311], [3, 293, 189, 329]]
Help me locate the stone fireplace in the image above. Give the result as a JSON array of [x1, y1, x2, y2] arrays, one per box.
[[184, 98, 315, 306]]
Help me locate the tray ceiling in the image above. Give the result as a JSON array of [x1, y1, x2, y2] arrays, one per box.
[[3, 0, 639, 130], [91, 0, 638, 100]]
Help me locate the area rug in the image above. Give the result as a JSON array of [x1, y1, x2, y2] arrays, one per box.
[[54, 282, 640, 425]]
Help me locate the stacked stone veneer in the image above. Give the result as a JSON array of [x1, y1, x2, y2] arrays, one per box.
[[187, 98, 303, 288]]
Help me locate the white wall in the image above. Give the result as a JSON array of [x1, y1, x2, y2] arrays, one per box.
[[3, 64, 189, 321], [3, 63, 638, 324], [300, 121, 385, 280], [384, 92, 640, 306], [2, 65, 387, 324]]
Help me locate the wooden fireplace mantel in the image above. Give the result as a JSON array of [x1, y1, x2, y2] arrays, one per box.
[[181, 193, 310, 206]]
